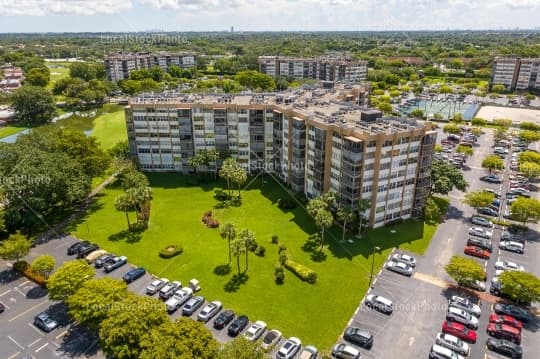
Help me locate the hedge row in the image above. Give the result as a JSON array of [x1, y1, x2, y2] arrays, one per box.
[[13, 260, 46, 286], [159, 245, 183, 259], [284, 260, 317, 284]]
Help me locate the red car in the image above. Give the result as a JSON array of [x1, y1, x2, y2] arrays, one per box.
[[464, 245, 490, 259], [442, 320, 477, 343], [489, 314, 523, 329], [487, 323, 521, 344]]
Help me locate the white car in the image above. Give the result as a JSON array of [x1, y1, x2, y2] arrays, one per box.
[[276, 337, 301, 359], [243, 320, 267, 341], [447, 306, 479, 329], [449, 296, 481, 317], [385, 260, 413, 276], [435, 333, 470, 356], [494, 261, 525, 272], [391, 253, 416, 267], [145, 277, 169, 295], [468, 227, 492, 239], [499, 241, 524, 254], [165, 287, 193, 312], [197, 300, 222, 322]]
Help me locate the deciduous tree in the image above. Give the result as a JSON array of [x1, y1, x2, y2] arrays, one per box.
[[510, 197, 540, 224], [499, 271, 540, 304], [481, 155, 504, 173], [31, 255, 55, 278], [519, 130, 540, 144], [445, 256, 485, 287], [0, 231, 32, 263], [463, 190, 495, 210], [443, 124, 461, 134], [11, 85, 56, 125], [218, 337, 266, 359], [47, 260, 95, 301], [430, 160, 468, 196]]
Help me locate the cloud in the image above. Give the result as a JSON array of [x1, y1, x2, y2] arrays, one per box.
[[0, 0, 133, 16]]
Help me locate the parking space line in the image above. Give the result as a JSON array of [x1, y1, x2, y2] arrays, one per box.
[[14, 287, 26, 297], [1, 301, 11, 310], [8, 335, 24, 350], [8, 299, 49, 322], [0, 289, 12, 297], [7, 351, 20, 359], [28, 338, 42, 348], [35, 342, 48, 353], [28, 322, 45, 335], [55, 329, 68, 340], [18, 280, 30, 287]]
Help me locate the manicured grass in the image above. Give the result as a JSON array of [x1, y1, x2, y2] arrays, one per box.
[[46, 63, 70, 91], [70, 174, 437, 350], [91, 109, 127, 149], [0, 125, 27, 139]]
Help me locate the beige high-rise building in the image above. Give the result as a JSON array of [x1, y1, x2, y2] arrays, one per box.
[[125, 84, 435, 228], [492, 57, 540, 91]]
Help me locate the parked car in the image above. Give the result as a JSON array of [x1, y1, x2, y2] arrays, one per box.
[[94, 253, 114, 268], [67, 241, 89, 255], [466, 237, 492, 252], [458, 279, 486, 292], [197, 301, 222, 322], [481, 175, 502, 183], [468, 227, 492, 239], [429, 344, 464, 359], [508, 188, 530, 198], [298, 345, 318, 359], [104, 256, 127, 273], [471, 216, 492, 227], [34, 312, 59, 332], [486, 338, 523, 359], [365, 294, 393, 314], [464, 245, 490, 259], [276, 337, 302, 359], [494, 261, 524, 272], [442, 321, 477, 343], [449, 296, 481, 317], [391, 253, 416, 267], [0, 302, 4, 313], [213, 309, 235, 329], [343, 326, 373, 349], [447, 306, 479, 329], [499, 241, 524, 254], [165, 287, 193, 312], [487, 323, 521, 344], [331, 343, 361, 359], [483, 188, 499, 198], [243, 320, 266, 341], [182, 295, 205, 316], [146, 278, 169, 295], [477, 207, 498, 217], [385, 260, 413, 276], [261, 329, 282, 351], [76, 243, 99, 259], [435, 332, 470, 356], [159, 280, 181, 300], [228, 315, 249, 337], [489, 314, 523, 329], [500, 232, 524, 243], [85, 249, 107, 264], [494, 304, 531, 323]]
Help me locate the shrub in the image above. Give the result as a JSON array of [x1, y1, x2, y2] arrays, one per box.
[[13, 260, 46, 286], [247, 239, 258, 252], [279, 252, 288, 265], [206, 219, 219, 228], [284, 260, 317, 284], [214, 189, 228, 201], [159, 245, 183, 258], [471, 118, 487, 126], [274, 264, 285, 284], [278, 198, 297, 210], [255, 246, 266, 257], [271, 234, 279, 244], [278, 244, 287, 253]]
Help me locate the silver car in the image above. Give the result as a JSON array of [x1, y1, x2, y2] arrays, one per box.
[[385, 260, 413, 276], [446, 306, 478, 329], [165, 287, 193, 312], [471, 216, 492, 227], [197, 300, 222, 322], [499, 241, 524, 254], [146, 278, 169, 295], [435, 332, 470, 356], [391, 253, 416, 267], [468, 227, 492, 239]]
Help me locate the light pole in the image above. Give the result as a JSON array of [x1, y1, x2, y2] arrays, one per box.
[[368, 245, 381, 289]]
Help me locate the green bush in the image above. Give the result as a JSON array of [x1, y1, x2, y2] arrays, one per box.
[[214, 189, 228, 201], [284, 260, 317, 284], [159, 245, 183, 258], [274, 264, 285, 284], [13, 260, 46, 286], [279, 252, 288, 265], [271, 234, 279, 244], [278, 244, 287, 253], [278, 198, 297, 210], [255, 246, 266, 257]]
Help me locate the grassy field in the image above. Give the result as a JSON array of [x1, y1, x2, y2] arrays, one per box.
[[0, 125, 27, 139], [70, 173, 438, 350], [46, 62, 71, 91]]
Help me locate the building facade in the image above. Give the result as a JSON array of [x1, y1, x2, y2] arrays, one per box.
[[258, 55, 368, 83], [105, 52, 196, 82], [125, 84, 436, 228], [492, 57, 540, 91]]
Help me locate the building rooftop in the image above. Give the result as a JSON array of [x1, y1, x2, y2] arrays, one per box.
[[129, 83, 426, 135]]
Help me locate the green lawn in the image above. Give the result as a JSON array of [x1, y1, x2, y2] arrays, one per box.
[[70, 174, 437, 350], [0, 125, 27, 139], [46, 62, 70, 91]]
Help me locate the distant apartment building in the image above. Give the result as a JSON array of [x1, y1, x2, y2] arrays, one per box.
[[492, 57, 540, 91], [258, 55, 368, 83], [104, 52, 196, 82], [0, 64, 24, 92], [125, 84, 435, 228]]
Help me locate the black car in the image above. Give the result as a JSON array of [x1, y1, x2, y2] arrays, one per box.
[[478, 207, 498, 217], [343, 326, 373, 349], [0, 302, 4, 313], [494, 304, 531, 323], [227, 315, 249, 336], [486, 338, 522, 359], [122, 267, 146, 283], [482, 175, 503, 184], [500, 232, 525, 243], [94, 254, 114, 268], [67, 241, 89, 255], [467, 237, 493, 252], [213, 310, 235, 329], [76, 243, 99, 259], [182, 296, 205, 316]]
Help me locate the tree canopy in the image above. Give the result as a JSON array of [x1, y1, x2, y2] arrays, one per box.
[[481, 155, 504, 173], [31, 255, 56, 278], [510, 197, 540, 224], [519, 130, 540, 144], [218, 337, 267, 359], [11, 85, 56, 125], [463, 190, 495, 210], [0, 232, 32, 262], [499, 270, 540, 304], [430, 160, 467, 195], [46, 260, 95, 301], [445, 255, 485, 287]]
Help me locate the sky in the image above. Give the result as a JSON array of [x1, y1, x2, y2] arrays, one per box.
[[0, 0, 539, 33]]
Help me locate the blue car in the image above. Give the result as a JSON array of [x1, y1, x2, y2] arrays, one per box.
[[123, 267, 146, 283]]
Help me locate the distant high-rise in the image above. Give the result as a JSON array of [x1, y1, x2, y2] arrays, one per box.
[[492, 57, 540, 91], [104, 52, 196, 82], [258, 55, 368, 83], [231, 26, 234, 34]]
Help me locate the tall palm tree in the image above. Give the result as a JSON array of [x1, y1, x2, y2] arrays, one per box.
[[356, 198, 371, 237], [307, 196, 334, 252], [127, 186, 153, 221], [336, 206, 356, 242], [230, 237, 246, 275], [239, 228, 255, 272], [114, 193, 135, 229], [220, 222, 237, 263]]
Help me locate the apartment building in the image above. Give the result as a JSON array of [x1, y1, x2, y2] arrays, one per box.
[[125, 84, 435, 228], [258, 55, 368, 83], [492, 57, 540, 91], [0, 64, 24, 92], [105, 52, 196, 81]]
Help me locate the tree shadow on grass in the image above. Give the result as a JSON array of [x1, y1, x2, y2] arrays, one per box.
[[311, 251, 327, 262], [108, 229, 143, 243], [213, 264, 232, 276], [224, 273, 249, 293], [301, 234, 328, 262]]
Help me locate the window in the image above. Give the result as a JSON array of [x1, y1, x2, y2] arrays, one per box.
[[383, 140, 393, 147], [367, 140, 377, 148]]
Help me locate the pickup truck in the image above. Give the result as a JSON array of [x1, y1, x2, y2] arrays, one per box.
[[104, 256, 127, 273]]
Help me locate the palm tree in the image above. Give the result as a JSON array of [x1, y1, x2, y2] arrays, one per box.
[[239, 228, 255, 272], [230, 237, 246, 275], [187, 155, 202, 176], [114, 193, 135, 229], [204, 149, 220, 179], [336, 206, 356, 242], [127, 186, 153, 221], [307, 196, 334, 252], [356, 198, 371, 237], [220, 222, 237, 264], [232, 166, 247, 197], [219, 158, 236, 196]]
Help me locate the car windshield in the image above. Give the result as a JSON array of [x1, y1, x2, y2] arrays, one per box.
[[264, 333, 276, 343]]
